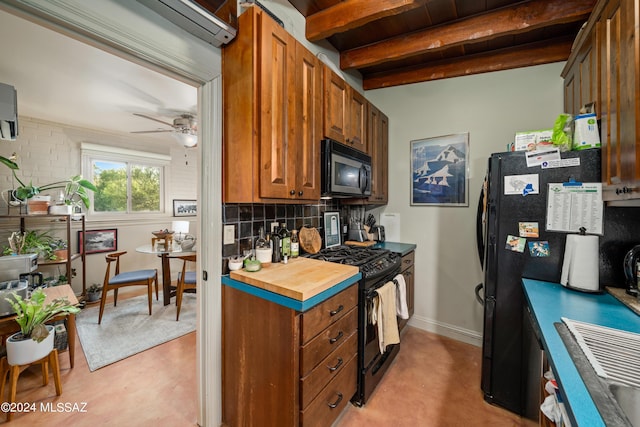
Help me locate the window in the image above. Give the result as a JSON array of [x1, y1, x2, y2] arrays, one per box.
[[82, 143, 170, 216]]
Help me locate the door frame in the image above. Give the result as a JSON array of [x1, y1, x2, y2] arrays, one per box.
[[0, 1, 222, 425]]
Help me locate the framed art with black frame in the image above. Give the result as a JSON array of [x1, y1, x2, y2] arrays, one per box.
[[78, 229, 117, 254], [173, 199, 197, 217], [410, 132, 469, 206]]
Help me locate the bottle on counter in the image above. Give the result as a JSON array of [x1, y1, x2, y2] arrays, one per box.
[[271, 234, 281, 263], [255, 226, 272, 266], [280, 222, 291, 258], [290, 229, 299, 258]]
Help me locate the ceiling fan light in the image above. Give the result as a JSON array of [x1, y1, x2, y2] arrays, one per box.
[[173, 131, 197, 147]]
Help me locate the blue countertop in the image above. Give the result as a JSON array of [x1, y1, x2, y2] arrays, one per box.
[[522, 279, 640, 426], [373, 241, 416, 256]]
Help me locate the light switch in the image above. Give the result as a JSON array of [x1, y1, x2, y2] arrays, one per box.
[[223, 225, 235, 245]]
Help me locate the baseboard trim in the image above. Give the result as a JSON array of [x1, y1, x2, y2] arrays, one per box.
[[408, 314, 482, 347]]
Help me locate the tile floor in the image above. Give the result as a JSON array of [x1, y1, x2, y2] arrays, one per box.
[[4, 323, 537, 426]]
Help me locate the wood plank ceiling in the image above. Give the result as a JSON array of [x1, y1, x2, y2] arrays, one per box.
[[286, 0, 597, 90]]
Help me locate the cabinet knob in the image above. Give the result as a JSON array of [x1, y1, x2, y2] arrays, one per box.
[[298, 191, 303, 197], [289, 190, 295, 196]]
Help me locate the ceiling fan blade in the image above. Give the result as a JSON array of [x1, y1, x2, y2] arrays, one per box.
[[133, 113, 174, 127], [130, 129, 174, 134]]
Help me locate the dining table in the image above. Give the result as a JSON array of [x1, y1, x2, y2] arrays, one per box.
[[135, 244, 194, 306]]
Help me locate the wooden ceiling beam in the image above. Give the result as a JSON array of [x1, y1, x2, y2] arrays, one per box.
[[342, 0, 593, 70], [306, 0, 430, 41], [363, 37, 574, 90]]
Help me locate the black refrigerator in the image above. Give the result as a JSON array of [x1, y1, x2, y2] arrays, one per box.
[[478, 148, 640, 418]]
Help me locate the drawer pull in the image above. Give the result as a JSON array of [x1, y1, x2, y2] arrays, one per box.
[[328, 357, 343, 372], [330, 304, 344, 316], [329, 331, 344, 344], [327, 392, 343, 409]]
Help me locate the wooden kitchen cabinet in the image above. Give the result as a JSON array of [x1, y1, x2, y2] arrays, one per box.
[[398, 250, 414, 331], [323, 66, 368, 153], [599, 0, 640, 200], [367, 104, 389, 204], [342, 101, 389, 206], [222, 283, 358, 427], [562, 24, 598, 116], [563, 0, 640, 201], [222, 6, 321, 202]]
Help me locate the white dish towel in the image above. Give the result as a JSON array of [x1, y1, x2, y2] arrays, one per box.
[[394, 274, 409, 319]]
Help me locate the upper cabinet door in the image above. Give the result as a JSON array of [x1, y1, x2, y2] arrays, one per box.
[[322, 66, 368, 153], [295, 43, 322, 200], [366, 104, 388, 204], [348, 89, 367, 153], [258, 13, 297, 199], [323, 66, 348, 144]]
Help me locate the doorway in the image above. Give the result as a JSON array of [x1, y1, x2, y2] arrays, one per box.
[[0, 2, 222, 425]]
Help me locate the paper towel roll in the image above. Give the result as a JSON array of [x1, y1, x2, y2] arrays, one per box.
[[560, 234, 599, 292]]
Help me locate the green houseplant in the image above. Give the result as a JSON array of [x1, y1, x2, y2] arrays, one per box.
[[86, 283, 102, 302], [5, 289, 80, 365], [0, 154, 97, 209], [3, 230, 57, 260]]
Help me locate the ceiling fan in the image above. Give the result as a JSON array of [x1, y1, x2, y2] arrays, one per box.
[[131, 112, 198, 147]]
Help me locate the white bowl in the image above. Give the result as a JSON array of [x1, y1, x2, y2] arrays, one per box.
[[229, 259, 243, 271]]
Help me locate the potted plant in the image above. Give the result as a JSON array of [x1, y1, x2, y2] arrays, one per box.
[[0, 153, 97, 211], [86, 284, 102, 302], [2, 230, 57, 261], [5, 288, 80, 365], [49, 239, 68, 261]]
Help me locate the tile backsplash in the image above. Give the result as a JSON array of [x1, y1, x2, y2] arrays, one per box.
[[222, 201, 349, 272]]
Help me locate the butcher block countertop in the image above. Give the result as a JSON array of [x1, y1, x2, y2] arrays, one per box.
[[222, 257, 361, 312]]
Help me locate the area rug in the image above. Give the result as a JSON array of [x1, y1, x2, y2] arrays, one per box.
[[75, 292, 196, 371]]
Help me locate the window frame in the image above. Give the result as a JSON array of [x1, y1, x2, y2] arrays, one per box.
[[81, 143, 170, 220]]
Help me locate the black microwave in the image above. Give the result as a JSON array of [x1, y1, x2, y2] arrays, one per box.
[[321, 139, 372, 198]]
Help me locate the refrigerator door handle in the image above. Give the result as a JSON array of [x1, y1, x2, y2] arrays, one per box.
[[475, 177, 488, 306]]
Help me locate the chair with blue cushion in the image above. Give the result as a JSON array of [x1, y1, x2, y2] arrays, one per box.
[[175, 254, 197, 321], [99, 251, 158, 324]]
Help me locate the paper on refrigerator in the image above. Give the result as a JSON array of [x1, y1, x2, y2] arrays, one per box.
[[504, 174, 539, 196], [546, 183, 603, 234]]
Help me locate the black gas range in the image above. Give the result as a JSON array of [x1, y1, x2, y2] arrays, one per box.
[[306, 245, 400, 282], [306, 245, 402, 406]]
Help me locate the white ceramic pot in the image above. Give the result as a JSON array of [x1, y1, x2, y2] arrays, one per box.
[[6, 324, 55, 365], [49, 204, 72, 215]]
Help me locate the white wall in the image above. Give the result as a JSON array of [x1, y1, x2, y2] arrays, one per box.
[[0, 116, 198, 293], [366, 63, 566, 345]]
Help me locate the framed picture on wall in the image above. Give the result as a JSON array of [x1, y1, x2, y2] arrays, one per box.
[[173, 199, 197, 217], [78, 229, 118, 254], [410, 132, 469, 206]]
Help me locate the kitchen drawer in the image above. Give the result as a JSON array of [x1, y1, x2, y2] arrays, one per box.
[[300, 330, 357, 409], [300, 307, 357, 376], [401, 251, 414, 271], [301, 285, 357, 344], [300, 354, 357, 427]]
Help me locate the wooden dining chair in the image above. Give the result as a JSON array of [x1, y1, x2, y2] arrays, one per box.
[[99, 251, 158, 324], [175, 254, 197, 321]]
